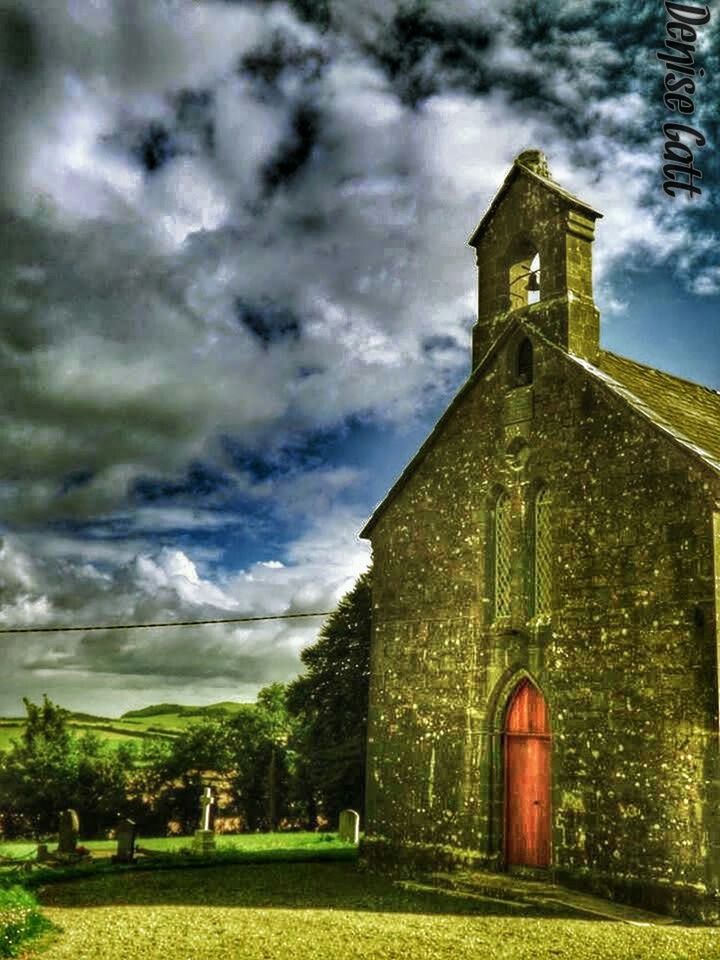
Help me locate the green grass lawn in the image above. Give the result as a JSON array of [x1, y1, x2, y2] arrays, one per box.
[[14, 861, 720, 960], [0, 832, 348, 864]]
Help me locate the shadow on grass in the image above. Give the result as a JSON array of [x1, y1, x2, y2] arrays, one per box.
[[35, 860, 601, 921]]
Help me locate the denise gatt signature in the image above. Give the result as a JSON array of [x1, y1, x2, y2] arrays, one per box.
[[657, 1, 711, 198]]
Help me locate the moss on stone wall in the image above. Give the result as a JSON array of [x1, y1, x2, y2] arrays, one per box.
[[365, 333, 720, 895]]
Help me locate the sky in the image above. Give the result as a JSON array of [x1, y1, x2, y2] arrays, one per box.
[[0, 0, 718, 716]]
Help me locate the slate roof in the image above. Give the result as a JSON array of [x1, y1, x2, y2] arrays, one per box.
[[588, 348, 720, 473], [360, 322, 720, 538]]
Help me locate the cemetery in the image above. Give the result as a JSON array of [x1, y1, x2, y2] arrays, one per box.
[[0, 801, 359, 875], [1, 794, 720, 959], [1, 583, 720, 957]]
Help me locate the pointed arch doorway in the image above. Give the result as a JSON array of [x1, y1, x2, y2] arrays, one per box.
[[504, 679, 551, 867]]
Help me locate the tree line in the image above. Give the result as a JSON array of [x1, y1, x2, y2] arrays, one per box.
[[0, 571, 371, 840]]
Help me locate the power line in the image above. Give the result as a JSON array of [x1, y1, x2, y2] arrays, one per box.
[[0, 611, 334, 635]]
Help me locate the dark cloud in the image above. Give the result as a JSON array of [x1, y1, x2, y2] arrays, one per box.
[[240, 28, 328, 96], [175, 88, 215, 152], [0, 4, 38, 75], [422, 333, 464, 355], [261, 101, 322, 192], [134, 122, 177, 173], [133, 464, 234, 505], [235, 298, 301, 346], [367, 2, 493, 107], [58, 470, 95, 497], [131, 88, 215, 174], [221, 0, 331, 33]]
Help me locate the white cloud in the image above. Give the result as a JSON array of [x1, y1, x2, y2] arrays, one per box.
[[0, 508, 369, 714]]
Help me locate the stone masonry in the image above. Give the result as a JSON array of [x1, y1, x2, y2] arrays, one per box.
[[360, 150, 720, 918]]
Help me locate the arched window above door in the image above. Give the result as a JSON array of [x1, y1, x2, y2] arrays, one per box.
[[516, 337, 533, 386]]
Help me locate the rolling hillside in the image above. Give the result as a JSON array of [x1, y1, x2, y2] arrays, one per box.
[[0, 700, 252, 752]]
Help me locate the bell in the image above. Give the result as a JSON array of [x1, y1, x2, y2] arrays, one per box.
[[527, 270, 540, 292]]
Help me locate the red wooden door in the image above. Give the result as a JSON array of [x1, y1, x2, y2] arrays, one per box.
[[504, 680, 551, 867]]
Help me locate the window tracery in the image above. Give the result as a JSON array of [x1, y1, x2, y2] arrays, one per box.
[[495, 492, 513, 618], [534, 487, 552, 615]]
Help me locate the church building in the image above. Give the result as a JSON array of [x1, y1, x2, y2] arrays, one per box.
[[360, 150, 720, 917]]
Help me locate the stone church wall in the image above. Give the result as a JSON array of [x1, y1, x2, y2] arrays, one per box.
[[365, 333, 720, 910]]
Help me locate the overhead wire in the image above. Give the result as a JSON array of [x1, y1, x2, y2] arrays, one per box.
[[0, 611, 334, 635]]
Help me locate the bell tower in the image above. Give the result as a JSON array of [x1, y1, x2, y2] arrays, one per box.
[[468, 150, 602, 368]]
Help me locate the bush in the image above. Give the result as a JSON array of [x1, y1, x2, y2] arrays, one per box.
[[0, 885, 50, 957]]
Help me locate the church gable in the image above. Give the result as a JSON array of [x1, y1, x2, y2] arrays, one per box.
[[367, 318, 718, 627], [363, 318, 720, 543]]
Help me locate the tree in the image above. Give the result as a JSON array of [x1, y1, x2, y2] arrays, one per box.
[[227, 685, 294, 831], [0, 696, 79, 837], [74, 732, 134, 838], [20, 695, 71, 752], [0, 696, 142, 839], [286, 569, 372, 826], [143, 719, 232, 835]]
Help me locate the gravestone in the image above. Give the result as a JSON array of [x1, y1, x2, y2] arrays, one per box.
[[338, 809, 360, 845], [57, 808, 79, 856], [112, 818, 137, 863], [193, 786, 216, 854]]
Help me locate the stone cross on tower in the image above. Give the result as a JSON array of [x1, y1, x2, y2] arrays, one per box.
[[199, 786, 215, 831]]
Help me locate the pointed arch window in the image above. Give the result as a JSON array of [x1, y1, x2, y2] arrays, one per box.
[[495, 492, 513, 618], [516, 337, 533, 386], [534, 488, 552, 616]]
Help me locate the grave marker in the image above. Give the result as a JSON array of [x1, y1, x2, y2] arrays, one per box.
[[338, 809, 360, 845], [193, 786, 216, 854], [57, 808, 79, 856], [113, 818, 137, 863]]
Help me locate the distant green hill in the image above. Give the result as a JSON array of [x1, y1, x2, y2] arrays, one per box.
[[0, 699, 253, 753], [120, 700, 249, 719], [120, 703, 190, 718]]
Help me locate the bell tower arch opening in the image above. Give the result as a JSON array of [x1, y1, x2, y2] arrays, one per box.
[[507, 239, 541, 311], [528, 252, 540, 304]]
